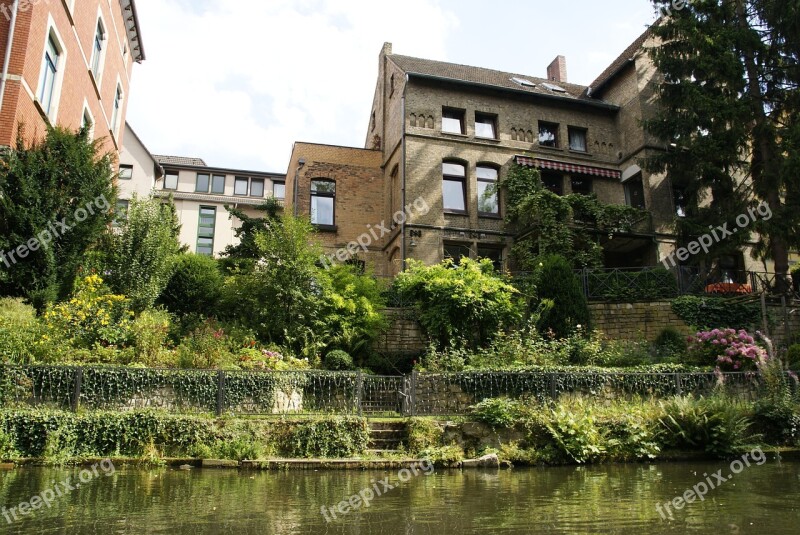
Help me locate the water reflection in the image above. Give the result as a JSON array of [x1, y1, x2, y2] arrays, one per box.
[[0, 461, 798, 534]]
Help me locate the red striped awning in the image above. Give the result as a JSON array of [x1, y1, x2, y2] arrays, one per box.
[[515, 156, 621, 179]]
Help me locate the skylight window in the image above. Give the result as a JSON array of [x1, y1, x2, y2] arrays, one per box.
[[511, 77, 536, 88], [542, 82, 567, 93]]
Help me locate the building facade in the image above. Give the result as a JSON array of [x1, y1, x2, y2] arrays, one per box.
[[0, 0, 144, 156], [118, 128, 287, 257], [287, 32, 782, 279]]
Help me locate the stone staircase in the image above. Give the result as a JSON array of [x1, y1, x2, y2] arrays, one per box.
[[367, 421, 407, 455]]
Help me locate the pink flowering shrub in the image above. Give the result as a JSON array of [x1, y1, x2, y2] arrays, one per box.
[[687, 328, 768, 371]]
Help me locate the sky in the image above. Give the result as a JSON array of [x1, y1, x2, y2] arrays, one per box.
[[126, 0, 661, 174]]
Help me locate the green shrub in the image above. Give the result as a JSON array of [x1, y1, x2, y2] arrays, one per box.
[[213, 436, 266, 460], [324, 350, 354, 371], [544, 401, 604, 463], [392, 258, 523, 349], [0, 298, 48, 364], [787, 344, 800, 370], [469, 398, 522, 428], [406, 418, 443, 453], [420, 344, 470, 372], [659, 396, 754, 457], [0, 426, 17, 460], [131, 309, 174, 366], [594, 339, 652, 367], [158, 254, 224, 319], [176, 320, 235, 369], [287, 417, 369, 458], [654, 327, 688, 359], [536, 255, 591, 338], [671, 295, 761, 330]]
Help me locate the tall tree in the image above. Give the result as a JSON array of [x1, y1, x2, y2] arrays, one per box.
[[646, 0, 800, 290], [0, 127, 115, 308], [219, 198, 282, 273]]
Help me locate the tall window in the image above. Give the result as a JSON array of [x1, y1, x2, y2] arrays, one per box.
[[197, 207, 216, 255], [211, 175, 226, 194], [81, 107, 94, 139], [250, 178, 265, 197], [538, 122, 559, 147], [119, 165, 133, 180], [164, 171, 178, 190], [311, 180, 336, 226], [91, 20, 105, 81], [624, 175, 646, 209], [273, 181, 286, 199], [475, 113, 497, 139], [110, 85, 123, 136], [442, 162, 467, 213], [195, 173, 210, 192], [442, 108, 465, 134], [568, 127, 588, 152], [477, 165, 499, 216], [39, 35, 61, 116]]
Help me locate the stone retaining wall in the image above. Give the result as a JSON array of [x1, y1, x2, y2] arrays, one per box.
[[588, 301, 693, 342]]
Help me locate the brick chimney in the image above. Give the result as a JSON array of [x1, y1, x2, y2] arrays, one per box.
[[547, 55, 567, 83]]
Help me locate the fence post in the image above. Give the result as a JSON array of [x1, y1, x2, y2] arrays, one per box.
[[216, 370, 225, 416], [760, 292, 770, 337], [582, 268, 590, 299], [411, 370, 418, 417], [674, 373, 682, 396], [549, 373, 557, 400], [356, 371, 364, 416], [72, 368, 83, 412]]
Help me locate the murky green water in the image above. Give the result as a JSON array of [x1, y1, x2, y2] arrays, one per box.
[[1, 459, 798, 534]]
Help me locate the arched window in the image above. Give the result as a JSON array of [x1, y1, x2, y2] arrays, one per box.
[[442, 161, 466, 213], [311, 179, 336, 227]]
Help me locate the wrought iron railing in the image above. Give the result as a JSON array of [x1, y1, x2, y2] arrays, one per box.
[[0, 366, 793, 417]]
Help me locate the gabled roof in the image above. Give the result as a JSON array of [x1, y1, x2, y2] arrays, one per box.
[[389, 54, 595, 103], [587, 23, 659, 97], [119, 0, 146, 62], [154, 155, 208, 167]]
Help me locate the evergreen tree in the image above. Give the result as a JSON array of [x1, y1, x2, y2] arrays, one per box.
[[646, 0, 800, 290], [536, 255, 590, 339], [0, 127, 115, 308]]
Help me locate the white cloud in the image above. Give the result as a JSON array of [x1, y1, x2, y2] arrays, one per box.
[[127, 0, 458, 173]]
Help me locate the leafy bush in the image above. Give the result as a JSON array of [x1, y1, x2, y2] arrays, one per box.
[[158, 254, 224, 318], [753, 358, 800, 445], [406, 418, 443, 452], [324, 350, 354, 371], [544, 401, 604, 463], [42, 275, 134, 349], [535, 255, 591, 338], [687, 329, 767, 370], [392, 258, 523, 349], [286, 417, 369, 458], [654, 327, 689, 359], [236, 347, 309, 371], [659, 396, 755, 457], [420, 344, 471, 371], [671, 295, 761, 330], [469, 398, 522, 428], [176, 320, 234, 369], [786, 344, 800, 370], [130, 309, 174, 367]]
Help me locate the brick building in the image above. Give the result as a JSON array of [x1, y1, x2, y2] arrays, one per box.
[[0, 0, 144, 156], [118, 128, 287, 256], [286, 29, 781, 278]]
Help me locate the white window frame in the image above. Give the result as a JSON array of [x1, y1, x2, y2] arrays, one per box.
[[36, 22, 67, 123], [110, 82, 123, 139], [90, 12, 107, 85], [81, 100, 95, 140]]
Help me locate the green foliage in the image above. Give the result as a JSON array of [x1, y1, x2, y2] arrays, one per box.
[[469, 398, 522, 428], [544, 400, 604, 463], [286, 417, 369, 458], [158, 254, 224, 319], [671, 295, 761, 330], [406, 418, 443, 453], [0, 127, 116, 307], [392, 258, 523, 349], [654, 327, 689, 360], [535, 255, 590, 338], [176, 320, 234, 369], [502, 164, 647, 270], [586, 267, 679, 301], [0, 298, 55, 364], [786, 344, 800, 370], [753, 358, 800, 445], [219, 199, 283, 273], [659, 395, 755, 457], [324, 350, 354, 371], [130, 309, 174, 367], [105, 195, 183, 312]]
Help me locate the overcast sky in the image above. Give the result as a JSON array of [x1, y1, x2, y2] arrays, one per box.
[[126, 0, 660, 174]]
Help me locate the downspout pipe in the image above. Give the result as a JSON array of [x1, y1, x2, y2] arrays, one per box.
[[292, 158, 305, 217], [400, 74, 408, 270], [0, 1, 19, 119]]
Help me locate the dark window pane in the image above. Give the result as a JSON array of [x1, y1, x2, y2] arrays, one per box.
[[444, 243, 471, 264], [673, 187, 687, 217], [211, 175, 225, 194], [571, 177, 592, 195], [624, 178, 646, 209], [477, 247, 503, 271], [542, 172, 563, 195], [538, 122, 559, 147]]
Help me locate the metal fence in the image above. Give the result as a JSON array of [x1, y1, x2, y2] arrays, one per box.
[[1, 365, 793, 417]]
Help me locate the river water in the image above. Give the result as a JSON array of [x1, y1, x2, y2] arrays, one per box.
[[1, 460, 798, 534]]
